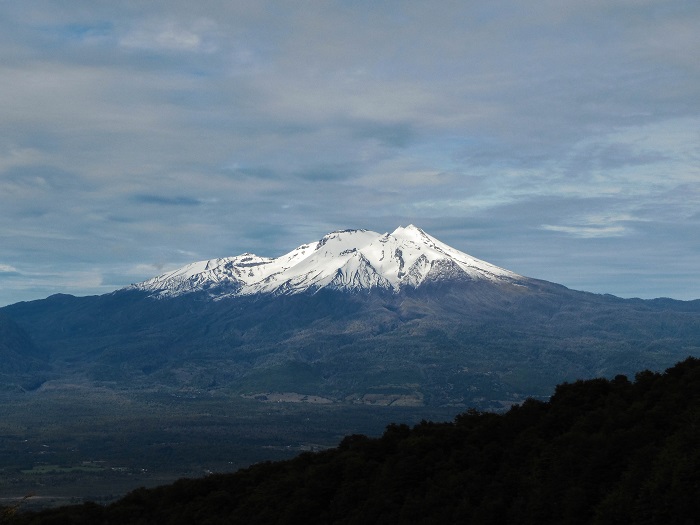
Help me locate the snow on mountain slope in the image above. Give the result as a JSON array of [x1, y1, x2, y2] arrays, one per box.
[[129, 225, 526, 298]]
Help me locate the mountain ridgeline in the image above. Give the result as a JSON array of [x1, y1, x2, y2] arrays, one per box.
[[6, 357, 700, 524], [1, 225, 699, 407]]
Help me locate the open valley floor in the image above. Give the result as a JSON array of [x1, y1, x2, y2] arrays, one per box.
[[0, 385, 458, 511]]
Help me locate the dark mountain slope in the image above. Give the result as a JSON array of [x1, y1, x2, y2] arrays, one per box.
[[0, 314, 48, 390], [2, 281, 699, 407], [7, 357, 700, 525]]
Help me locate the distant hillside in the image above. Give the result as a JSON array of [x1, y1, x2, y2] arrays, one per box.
[[6, 357, 699, 525], [3, 284, 700, 408], [0, 314, 48, 391]]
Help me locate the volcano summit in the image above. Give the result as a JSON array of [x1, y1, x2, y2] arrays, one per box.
[[130, 225, 525, 299]]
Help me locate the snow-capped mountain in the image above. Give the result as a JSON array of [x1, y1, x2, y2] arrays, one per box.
[[129, 225, 526, 299], [4, 225, 699, 411]]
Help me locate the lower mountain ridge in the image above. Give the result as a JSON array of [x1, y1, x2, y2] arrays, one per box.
[[2, 274, 699, 407]]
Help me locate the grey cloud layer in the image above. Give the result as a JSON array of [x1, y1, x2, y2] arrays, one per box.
[[1, 0, 699, 305]]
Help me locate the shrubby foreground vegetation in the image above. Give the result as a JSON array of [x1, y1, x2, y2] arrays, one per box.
[[3, 358, 699, 524]]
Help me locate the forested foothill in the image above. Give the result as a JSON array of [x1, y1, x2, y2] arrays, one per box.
[[4, 357, 699, 524]]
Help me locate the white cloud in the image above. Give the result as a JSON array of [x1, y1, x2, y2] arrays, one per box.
[[119, 19, 219, 53], [540, 224, 628, 239]]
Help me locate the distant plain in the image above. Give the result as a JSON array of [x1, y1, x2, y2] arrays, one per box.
[[0, 386, 458, 509]]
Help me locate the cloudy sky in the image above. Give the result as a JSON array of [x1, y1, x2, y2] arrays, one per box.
[[1, 0, 699, 306]]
